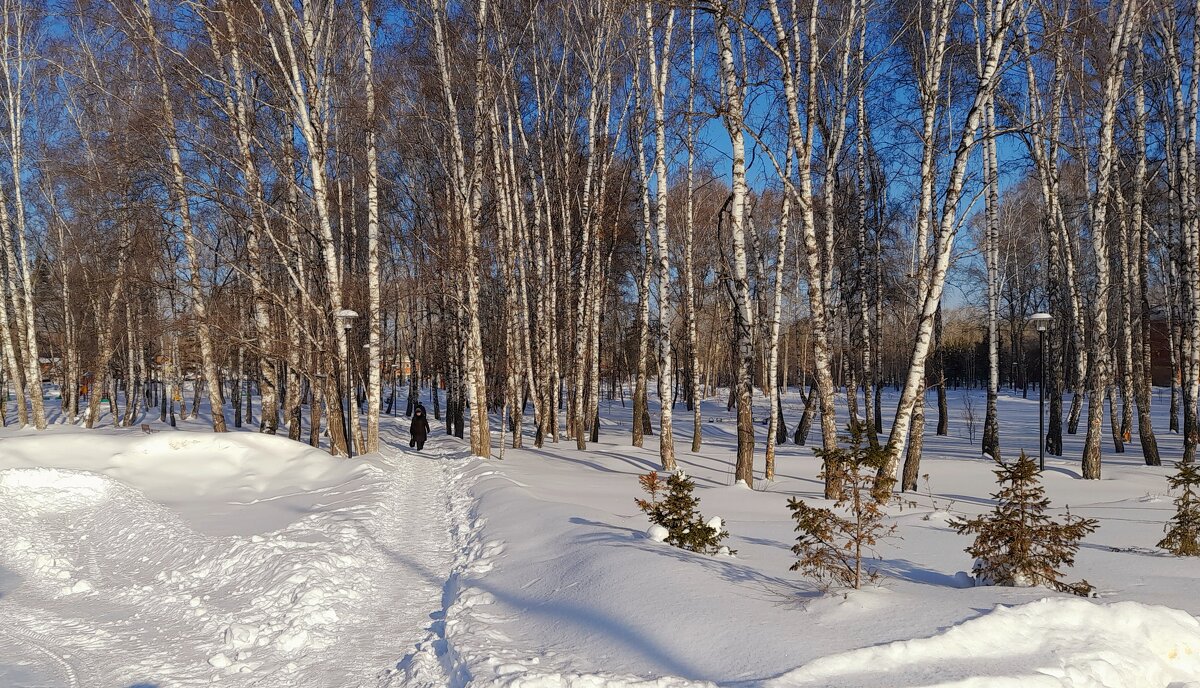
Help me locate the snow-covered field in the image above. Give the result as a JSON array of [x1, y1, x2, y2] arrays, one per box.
[[1, 388, 1198, 687]]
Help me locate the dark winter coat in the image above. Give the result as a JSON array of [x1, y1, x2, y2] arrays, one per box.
[[410, 407, 430, 440]]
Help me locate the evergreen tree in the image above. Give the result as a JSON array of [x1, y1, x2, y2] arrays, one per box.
[[637, 470, 731, 554], [1159, 462, 1200, 556], [788, 428, 896, 590], [951, 453, 1098, 596]]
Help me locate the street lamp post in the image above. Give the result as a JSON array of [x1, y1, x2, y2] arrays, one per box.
[[334, 309, 359, 458], [159, 366, 167, 422], [362, 343, 371, 414], [1029, 312, 1053, 471]]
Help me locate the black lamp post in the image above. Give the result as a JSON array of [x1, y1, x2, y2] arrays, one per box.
[[159, 366, 167, 422], [362, 343, 370, 413], [334, 309, 359, 458], [1029, 312, 1053, 471]]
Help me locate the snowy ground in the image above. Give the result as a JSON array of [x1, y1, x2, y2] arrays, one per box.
[[1, 387, 1199, 687], [0, 420, 464, 687]]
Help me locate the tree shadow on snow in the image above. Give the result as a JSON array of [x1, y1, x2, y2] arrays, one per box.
[[936, 492, 998, 509], [1041, 465, 1082, 480], [0, 563, 19, 599], [735, 534, 796, 554], [377, 543, 451, 592], [517, 446, 656, 476], [567, 517, 814, 605], [519, 446, 730, 488], [1079, 541, 1172, 556], [875, 558, 970, 588], [470, 575, 715, 679]]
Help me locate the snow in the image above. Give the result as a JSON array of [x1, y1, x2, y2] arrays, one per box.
[[427, 387, 1200, 686], [1, 387, 1198, 686], [646, 524, 670, 542], [0, 431, 372, 534], [766, 599, 1200, 688], [0, 423, 459, 686]]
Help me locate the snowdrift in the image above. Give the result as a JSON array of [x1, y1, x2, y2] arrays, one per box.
[[0, 430, 371, 533], [767, 598, 1200, 688], [0, 430, 365, 499]]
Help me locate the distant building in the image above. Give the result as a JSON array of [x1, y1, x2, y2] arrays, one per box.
[[1150, 320, 1175, 388]]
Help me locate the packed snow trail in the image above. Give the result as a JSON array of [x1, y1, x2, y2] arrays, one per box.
[[0, 428, 460, 687]]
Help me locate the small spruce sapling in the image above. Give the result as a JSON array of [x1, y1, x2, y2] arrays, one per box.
[[950, 452, 1098, 596], [637, 470, 731, 554], [787, 428, 897, 590], [1158, 461, 1200, 556]]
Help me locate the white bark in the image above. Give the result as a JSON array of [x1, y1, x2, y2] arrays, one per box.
[[429, 0, 491, 458], [0, 0, 42, 428], [645, 2, 676, 470], [714, 0, 756, 486], [1081, 0, 1137, 479], [206, 0, 279, 434], [981, 4, 1001, 461], [766, 150, 792, 480], [131, 0, 226, 433], [362, 0, 382, 453], [764, 0, 852, 495], [878, 0, 1017, 492], [685, 8, 702, 453], [262, 0, 352, 452]]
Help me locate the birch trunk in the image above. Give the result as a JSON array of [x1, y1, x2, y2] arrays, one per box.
[[714, 1, 756, 486], [764, 0, 850, 496], [982, 87, 1001, 461], [633, 80, 654, 449], [207, 0, 280, 435], [685, 8, 702, 453], [137, 0, 226, 433], [645, 2, 677, 470], [1020, 2, 1067, 456], [85, 227, 129, 429], [0, 2, 42, 429], [263, 0, 350, 453], [1174, 0, 1200, 462], [877, 0, 1017, 495], [1081, 0, 1136, 480], [766, 149, 792, 480], [1131, 41, 1159, 465], [362, 0, 382, 452], [0, 239, 24, 427], [855, 8, 877, 446]]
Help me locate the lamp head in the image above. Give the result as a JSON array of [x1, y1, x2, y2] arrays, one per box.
[[1029, 312, 1053, 333], [333, 308, 359, 330]]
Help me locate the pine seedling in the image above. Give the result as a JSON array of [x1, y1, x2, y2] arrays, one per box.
[[635, 471, 666, 514], [788, 427, 896, 590], [637, 470, 731, 555], [951, 452, 1098, 596], [1158, 461, 1200, 556]]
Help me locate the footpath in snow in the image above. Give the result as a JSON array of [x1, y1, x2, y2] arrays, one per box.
[[0, 425, 465, 687]]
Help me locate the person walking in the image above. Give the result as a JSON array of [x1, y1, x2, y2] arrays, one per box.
[[409, 403, 431, 451]]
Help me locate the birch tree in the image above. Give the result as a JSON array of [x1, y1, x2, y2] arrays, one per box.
[[878, 0, 1018, 494], [644, 1, 677, 470], [0, 0, 43, 429], [713, 0, 756, 486], [429, 0, 492, 458], [1080, 0, 1137, 480]]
